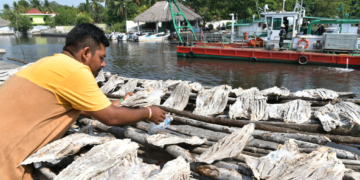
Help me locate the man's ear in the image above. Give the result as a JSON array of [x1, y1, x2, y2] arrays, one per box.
[[80, 47, 92, 64]]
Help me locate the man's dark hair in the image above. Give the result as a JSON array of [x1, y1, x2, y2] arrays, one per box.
[[63, 23, 109, 56]]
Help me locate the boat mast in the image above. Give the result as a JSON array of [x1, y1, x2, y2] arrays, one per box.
[[168, 0, 197, 44]]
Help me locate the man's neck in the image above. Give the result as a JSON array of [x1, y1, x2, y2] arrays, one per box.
[[61, 50, 81, 63]]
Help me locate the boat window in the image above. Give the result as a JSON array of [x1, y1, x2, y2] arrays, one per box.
[[273, 18, 282, 30], [267, 17, 272, 30]]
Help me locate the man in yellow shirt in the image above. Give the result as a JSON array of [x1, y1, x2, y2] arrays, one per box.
[[0, 23, 165, 180]]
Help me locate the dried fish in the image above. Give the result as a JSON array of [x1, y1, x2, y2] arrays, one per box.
[[100, 75, 124, 94], [243, 139, 347, 180], [264, 100, 312, 123], [162, 82, 190, 110], [122, 88, 166, 107], [55, 139, 145, 180], [188, 82, 202, 92], [196, 123, 255, 164], [147, 134, 207, 148], [147, 156, 191, 180], [20, 133, 115, 167], [260, 86, 290, 96], [314, 102, 360, 131], [293, 88, 339, 100], [95, 69, 105, 83], [112, 78, 139, 96], [193, 85, 232, 116], [165, 80, 182, 89], [231, 87, 244, 97], [229, 88, 268, 121]]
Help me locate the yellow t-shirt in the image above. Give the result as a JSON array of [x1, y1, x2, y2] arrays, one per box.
[[17, 53, 111, 111], [0, 53, 111, 180]]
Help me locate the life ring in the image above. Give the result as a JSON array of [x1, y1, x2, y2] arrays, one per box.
[[250, 57, 257, 62], [189, 51, 195, 58], [298, 38, 310, 49], [298, 56, 308, 65]]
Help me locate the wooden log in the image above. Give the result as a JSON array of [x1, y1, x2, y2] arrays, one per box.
[[137, 148, 173, 162], [173, 116, 330, 145], [343, 171, 360, 180], [159, 106, 360, 138], [7, 57, 28, 64]]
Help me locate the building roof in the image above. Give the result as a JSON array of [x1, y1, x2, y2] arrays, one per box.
[[0, 17, 10, 27], [133, 1, 202, 23], [26, 8, 44, 14]]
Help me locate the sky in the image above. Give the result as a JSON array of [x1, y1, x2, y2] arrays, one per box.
[[0, 0, 85, 10]]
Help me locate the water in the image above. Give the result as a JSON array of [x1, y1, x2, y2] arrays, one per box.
[[1, 35, 360, 155], [1, 35, 360, 98]]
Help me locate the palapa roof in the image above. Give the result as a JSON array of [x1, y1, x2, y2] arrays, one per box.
[[0, 18, 10, 27], [133, 1, 202, 23]]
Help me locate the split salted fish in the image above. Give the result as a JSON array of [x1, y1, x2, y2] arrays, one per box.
[[196, 123, 255, 164], [95, 69, 105, 83], [165, 79, 182, 89], [147, 133, 207, 148], [55, 139, 148, 180], [243, 139, 347, 180], [112, 78, 139, 96], [146, 156, 191, 180], [314, 101, 360, 131], [229, 87, 268, 121], [231, 87, 244, 97], [100, 75, 124, 94], [293, 88, 339, 100], [188, 82, 202, 92], [122, 88, 166, 107], [20, 133, 115, 168], [162, 81, 190, 110], [264, 99, 312, 123], [193, 85, 232, 116], [260, 86, 290, 96]]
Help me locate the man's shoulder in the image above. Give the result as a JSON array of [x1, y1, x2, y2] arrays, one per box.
[[39, 54, 87, 71]]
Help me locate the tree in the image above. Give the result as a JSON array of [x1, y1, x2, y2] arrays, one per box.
[[18, 0, 31, 13], [53, 6, 77, 25], [9, 15, 34, 32], [91, 0, 105, 22], [43, 0, 54, 13], [29, 0, 43, 11], [76, 14, 92, 24], [112, 0, 131, 17]]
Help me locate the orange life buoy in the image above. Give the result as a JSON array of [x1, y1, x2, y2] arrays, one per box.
[[297, 38, 310, 49]]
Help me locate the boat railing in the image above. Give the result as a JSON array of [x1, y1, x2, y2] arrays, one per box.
[[177, 31, 266, 43]]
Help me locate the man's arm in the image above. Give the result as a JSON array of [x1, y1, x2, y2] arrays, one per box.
[[85, 105, 166, 126]]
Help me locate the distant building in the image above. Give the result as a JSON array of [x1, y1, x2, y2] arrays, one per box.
[[21, 8, 56, 25]]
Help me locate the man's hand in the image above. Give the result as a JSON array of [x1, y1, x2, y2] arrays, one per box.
[[147, 106, 166, 125], [123, 92, 134, 100]]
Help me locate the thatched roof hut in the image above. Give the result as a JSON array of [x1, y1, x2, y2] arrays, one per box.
[[0, 18, 10, 27], [133, 1, 202, 23]]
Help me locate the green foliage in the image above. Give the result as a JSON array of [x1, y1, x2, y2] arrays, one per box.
[[53, 6, 77, 25], [226, 22, 231, 29], [107, 22, 125, 32], [9, 15, 34, 32], [76, 14, 92, 24]]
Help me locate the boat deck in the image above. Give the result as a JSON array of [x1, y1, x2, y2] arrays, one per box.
[[177, 44, 360, 68]]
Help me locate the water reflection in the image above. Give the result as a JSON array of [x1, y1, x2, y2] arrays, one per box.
[[0, 35, 359, 98]]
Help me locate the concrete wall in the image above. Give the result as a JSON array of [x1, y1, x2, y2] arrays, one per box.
[[126, 21, 146, 33], [205, 20, 232, 29], [27, 15, 48, 25]]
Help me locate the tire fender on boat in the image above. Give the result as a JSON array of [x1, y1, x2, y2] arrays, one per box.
[[189, 51, 195, 58], [298, 56, 308, 65], [250, 57, 257, 62], [297, 38, 310, 49]]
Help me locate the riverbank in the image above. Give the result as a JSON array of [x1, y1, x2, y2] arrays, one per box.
[[0, 61, 19, 70]]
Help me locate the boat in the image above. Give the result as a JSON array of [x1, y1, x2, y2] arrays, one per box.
[[0, 48, 5, 60], [135, 32, 170, 42], [176, 2, 360, 68]]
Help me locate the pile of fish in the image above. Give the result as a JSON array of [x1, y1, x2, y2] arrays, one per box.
[[1, 64, 360, 179]]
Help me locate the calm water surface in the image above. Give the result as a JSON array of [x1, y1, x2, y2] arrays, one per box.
[[1, 35, 360, 97], [1, 35, 360, 155]]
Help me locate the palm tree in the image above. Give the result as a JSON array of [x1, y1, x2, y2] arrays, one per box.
[[29, 0, 43, 11], [91, 0, 104, 22], [12, 2, 26, 61], [42, 0, 53, 13], [3, 3, 10, 10], [113, 0, 131, 17], [18, 0, 31, 13]]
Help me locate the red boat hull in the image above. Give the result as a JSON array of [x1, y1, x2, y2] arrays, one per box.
[[177, 46, 360, 68]]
